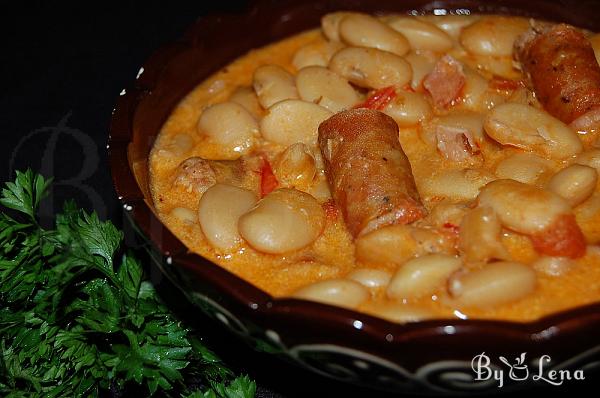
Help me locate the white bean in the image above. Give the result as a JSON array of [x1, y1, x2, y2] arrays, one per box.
[[229, 86, 263, 118], [459, 206, 509, 265], [383, 90, 432, 127], [570, 107, 600, 133], [435, 111, 486, 144], [387, 254, 461, 300], [462, 68, 487, 109], [170, 207, 197, 224], [459, 16, 529, 57], [547, 164, 598, 207], [198, 184, 257, 251], [363, 302, 437, 323], [410, 226, 458, 255], [404, 51, 437, 90], [272, 143, 317, 189], [260, 100, 332, 146], [575, 191, 600, 220], [448, 261, 536, 308], [425, 201, 468, 228], [292, 43, 327, 69], [238, 188, 324, 254], [494, 153, 552, 185], [308, 178, 332, 202], [461, 68, 503, 111], [467, 54, 520, 79], [296, 66, 359, 112], [339, 14, 410, 56], [197, 102, 258, 156], [253, 65, 298, 108], [532, 256, 574, 277], [292, 279, 369, 309], [347, 268, 392, 289], [355, 225, 419, 266], [165, 133, 194, 156], [484, 103, 583, 159], [576, 149, 600, 172], [292, 40, 344, 70], [387, 17, 453, 52], [575, 192, 600, 244], [421, 14, 479, 40], [329, 47, 412, 89], [321, 12, 359, 42], [420, 168, 495, 202], [477, 179, 571, 234]]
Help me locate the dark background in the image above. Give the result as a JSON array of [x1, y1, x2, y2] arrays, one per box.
[[1, 2, 598, 396]]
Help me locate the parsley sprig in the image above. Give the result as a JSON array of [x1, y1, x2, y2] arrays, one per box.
[[0, 170, 256, 397]]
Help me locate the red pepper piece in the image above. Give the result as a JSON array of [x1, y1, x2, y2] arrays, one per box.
[[260, 156, 278, 197], [354, 86, 397, 110]]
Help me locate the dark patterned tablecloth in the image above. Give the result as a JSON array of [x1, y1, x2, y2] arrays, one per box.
[[1, 2, 598, 397]]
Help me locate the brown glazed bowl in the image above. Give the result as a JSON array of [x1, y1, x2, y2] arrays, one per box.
[[109, 0, 600, 394]]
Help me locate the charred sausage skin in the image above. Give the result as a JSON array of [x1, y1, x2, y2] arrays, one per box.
[[515, 23, 600, 124], [318, 109, 426, 237]]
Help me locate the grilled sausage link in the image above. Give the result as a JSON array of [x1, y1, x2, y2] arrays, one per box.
[[515, 23, 600, 125], [318, 109, 426, 237]]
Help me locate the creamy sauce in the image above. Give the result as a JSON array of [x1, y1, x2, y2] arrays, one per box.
[[149, 16, 600, 322]]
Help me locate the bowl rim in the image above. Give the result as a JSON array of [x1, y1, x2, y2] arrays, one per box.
[[108, 0, 600, 353]]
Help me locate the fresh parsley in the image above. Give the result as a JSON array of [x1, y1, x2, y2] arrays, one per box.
[[0, 169, 256, 397]]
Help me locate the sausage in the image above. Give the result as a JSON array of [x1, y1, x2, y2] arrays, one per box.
[[318, 109, 426, 237], [515, 23, 600, 125]]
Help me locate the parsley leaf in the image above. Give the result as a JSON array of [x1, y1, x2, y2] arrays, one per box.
[[0, 170, 256, 397], [0, 169, 52, 220], [184, 376, 257, 398]]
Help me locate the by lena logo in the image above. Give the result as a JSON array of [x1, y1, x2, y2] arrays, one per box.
[[499, 352, 529, 381], [471, 352, 585, 388]]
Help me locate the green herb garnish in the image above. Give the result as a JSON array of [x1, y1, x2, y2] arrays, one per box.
[[0, 169, 256, 397]]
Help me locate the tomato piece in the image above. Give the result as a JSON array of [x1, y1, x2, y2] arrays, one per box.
[[354, 85, 397, 110], [530, 214, 586, 259], [260, 157, 278, 197]]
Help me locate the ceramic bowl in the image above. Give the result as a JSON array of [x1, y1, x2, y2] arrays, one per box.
[[109, 0, 600, 393]]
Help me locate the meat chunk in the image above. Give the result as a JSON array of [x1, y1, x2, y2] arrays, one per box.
[[515, 23, 600, 126], [172, 157, 217, 193], [318, 109, 426, 237], [435, 125, 479, 161], [172, 156, 260, 194], [423, 55, 466, 109]]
